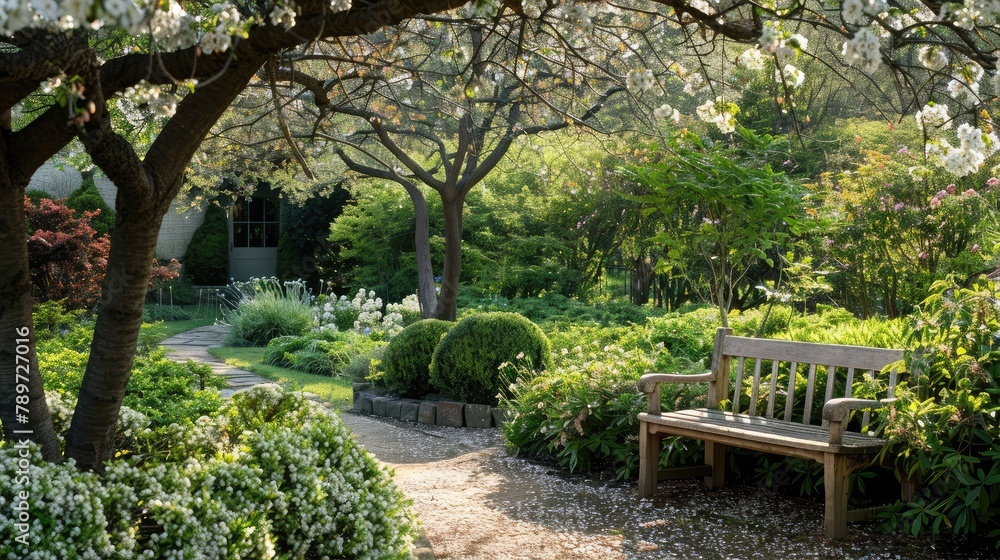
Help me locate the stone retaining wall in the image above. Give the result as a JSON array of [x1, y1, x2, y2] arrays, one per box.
[[352, 383, 506, 429]]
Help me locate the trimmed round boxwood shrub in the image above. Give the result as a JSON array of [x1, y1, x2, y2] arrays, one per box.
[[430, 312, 550, 405], [381, 319, 455, 398]]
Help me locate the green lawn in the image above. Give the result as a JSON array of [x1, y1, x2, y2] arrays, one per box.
[[207, 347, 355, 410]]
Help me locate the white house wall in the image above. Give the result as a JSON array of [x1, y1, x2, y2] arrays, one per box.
[[27, 161, 207, 260]]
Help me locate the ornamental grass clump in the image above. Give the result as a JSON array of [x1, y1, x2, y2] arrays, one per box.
[[222, 277, 313, 346], [430, 312, 551, 405], [0, 384, 418, 559]]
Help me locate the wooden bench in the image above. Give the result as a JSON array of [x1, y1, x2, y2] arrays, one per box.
[[637, 327, 904, 539]]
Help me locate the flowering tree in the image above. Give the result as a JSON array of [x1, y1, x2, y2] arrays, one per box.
[[0, 0, 481, 472]]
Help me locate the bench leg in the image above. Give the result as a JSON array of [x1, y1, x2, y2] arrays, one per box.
[[824, 454, 849, 539], [638, 421, 659, 498], [704, 442, 726, 489]]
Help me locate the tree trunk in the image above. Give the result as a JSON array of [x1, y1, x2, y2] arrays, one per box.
[[434, 193, 464, 321], [631, 256, 655, 305], [403, 184, 437, 318], [0, 183, 60, 460], [64, 193, 165, 471]]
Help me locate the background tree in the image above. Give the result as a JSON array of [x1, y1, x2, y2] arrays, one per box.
[[632, 129, 812, 326]]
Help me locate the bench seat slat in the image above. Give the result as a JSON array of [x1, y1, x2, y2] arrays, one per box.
[[640, 408, 885, 454]]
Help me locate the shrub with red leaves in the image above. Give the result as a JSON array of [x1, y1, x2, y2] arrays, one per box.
[[25, 196, 110, 310]]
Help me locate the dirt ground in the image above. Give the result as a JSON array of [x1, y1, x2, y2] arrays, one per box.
[[339, 412, 978, 560]]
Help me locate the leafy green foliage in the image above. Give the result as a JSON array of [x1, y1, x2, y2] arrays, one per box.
[[430, 312, 551, 405], [819, 150, 998, 318], [183, 203, 229, 285], [263, 330, 386, 377], [501, 330, 707, 478], [380, 319, 454, 398], [631, 129, 814, 326], [65, 174, 116, 236], [275, 186, 350, 290], [873, 278, 1000, 543]]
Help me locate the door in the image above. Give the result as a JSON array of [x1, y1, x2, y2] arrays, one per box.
[[229, 196, 279, 281]]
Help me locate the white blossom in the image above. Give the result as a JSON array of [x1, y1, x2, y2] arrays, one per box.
[[626, 69, 655, 93], [653, 103, 681, 123], [842, 28, 882, 73], [775, 63, 805, 88], [918, 46, 949, 71], [915, 102, 951, 131], [737, 47, 767, 71], [696, 96, 737, 133]]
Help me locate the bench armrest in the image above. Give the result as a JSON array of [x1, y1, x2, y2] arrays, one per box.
[[823, 398, 891, 444], [637, 372, 715, 415]]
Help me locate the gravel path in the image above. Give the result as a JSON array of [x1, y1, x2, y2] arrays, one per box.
[[339, 413, 969, 560]]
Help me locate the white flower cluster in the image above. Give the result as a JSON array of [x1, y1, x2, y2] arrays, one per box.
[[150, 1, 198, 50], [683, 72, 708, 95], [757, 21, 805, 64], [774, 64, 805, 89], [946, 59, 984, 103], [915, 102, 951, 132], [386, 293, 421, 316], [626, 69, 655, 93], [927, 123, 1000, 177], [269, 0, 296, 27], [737, 47, 767, 71], [842, 28, 882, 73], [696, 96, 737, 133], [316, 288, 407, 336], [841, 0, 886, 24], [1, 385, 417, 558], [199, 3, 243, 55], [653, 103, 681, 123], [918, 46, 949, 72]]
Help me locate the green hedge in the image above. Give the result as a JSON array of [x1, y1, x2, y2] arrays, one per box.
[[430, 312, 550, 405], [184, 204, 229, 285], [381, 319, 454, 398]]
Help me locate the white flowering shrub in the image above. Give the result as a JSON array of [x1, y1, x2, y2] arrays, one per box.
[[0, 385, 417, 559], [316, 289, 420, 337]]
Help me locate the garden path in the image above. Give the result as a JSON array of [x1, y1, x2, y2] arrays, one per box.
[[161, 327, 969, 560], [162, 325, 271, 397]]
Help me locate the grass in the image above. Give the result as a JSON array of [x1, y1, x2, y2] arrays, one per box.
[[207, 347, 355, 410], [155, 317, 218, 339]]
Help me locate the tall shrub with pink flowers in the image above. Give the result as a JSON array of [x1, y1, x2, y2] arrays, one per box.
[[818, 150, 997, 318]]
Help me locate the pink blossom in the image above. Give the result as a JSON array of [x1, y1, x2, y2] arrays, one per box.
[[936, 190, 948, 198], [946, 184, 956, 194], [971, 243, 981, 253], [897, 146, 909, 155], [893, 202, 905, 211], [964, 188, 978, 196], [918, 250, 928, 259], [929, 196, 941, 208], [987, 177, 1000, 188]]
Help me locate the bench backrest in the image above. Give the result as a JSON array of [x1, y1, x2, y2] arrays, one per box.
[[709, 328, 904, 427]]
